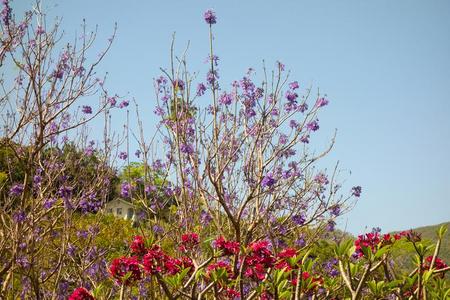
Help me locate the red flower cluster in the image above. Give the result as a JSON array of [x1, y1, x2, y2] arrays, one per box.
[[109, 256, 142, 285], [354, 232, 381, 257], [142, 245, 193, 275], [213, 236, 240, 256], [424, 256, 448, 270], [68, 287, 95, 300], [224, 288, 241, 299], [206, 260, 233, 278], [130, 235, 146, 256], [179, 232, 199, 252], [244, 240, 275, 280], [275, 247, 298, 270]]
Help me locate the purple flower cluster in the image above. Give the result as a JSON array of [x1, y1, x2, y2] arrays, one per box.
[[1, 0, 12, 26], [219, 92, 233, 106], [306, 119, 320, 131], [82, 105, 92, 114], [118, 151, 128, 160], [261, 172, 276, 188], [351, 186, 362, 197], [316, 97, 329, 107], [119, 100, 129, 108], [121, 182, 133, 198], [9, 183, 24, 197], [292, 213, 306, 225], [196, 83, 207, 96], [204, 9, 217, 25]]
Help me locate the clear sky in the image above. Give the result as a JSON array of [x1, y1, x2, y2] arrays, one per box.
[[10, 0, 450, 234]]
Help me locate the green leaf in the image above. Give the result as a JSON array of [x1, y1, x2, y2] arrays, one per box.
[[437, 225, 448, 239], [374, 245, 391, 259]]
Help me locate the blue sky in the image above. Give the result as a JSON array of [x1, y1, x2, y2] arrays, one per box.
[[11, 0, 450, 234]]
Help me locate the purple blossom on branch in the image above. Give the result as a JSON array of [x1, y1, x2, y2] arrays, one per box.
[[292, 213, 306, 225], [261, 172, 276, 188], [289, 81, 299, 90], [9, 183, 24, 197], [203, 9, 217, 25], [351, 186, 362, 197], [118, 151, 128, 160], [306, 119, 320, 131], [82, 105, 92, 114], [118, 100, 129, 108], [196, 83, 207, 96], [316, 97, 329, 107]]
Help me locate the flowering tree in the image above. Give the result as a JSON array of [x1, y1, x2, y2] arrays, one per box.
[[147, 7, 358, 269], [0, 1, 121, 298]]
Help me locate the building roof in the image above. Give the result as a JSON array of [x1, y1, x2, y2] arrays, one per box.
[[105, 198, 136, 207]]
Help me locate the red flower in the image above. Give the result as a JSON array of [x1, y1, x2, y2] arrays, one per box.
[[109, 256, 142, 285], [424, 256, 448, 270], [68, 287, 95, 300], [130, 235, 146, 256], [143, 245, 167, 274], [243, 240, 275, 280], [224, 288, 241, 299], [213, 236, 240, 256], [275, 248, 298, 270], [179, 232, 199, 252], [206, 260, 233, 278], [277, 248, 297, 259]]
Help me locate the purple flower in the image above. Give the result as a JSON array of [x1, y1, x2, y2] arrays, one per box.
[[316, 97, 329, 107], [121, 182, 132, 198], [135, 150, 141, 158], [154, 106, 165, 116], [298, 103, 308, 113], [13, 210, 26, 223], [330, 205, 341, 217], [36, 26, 45, 35], [118, 100, 129, 108], [289, 120, 299, 129], [285, 90, 298, 102], [352, 186, 362, 197], [43, 198, 56, 209], [326, 220, 336, 232], [1, 0, 12, 26], [180, 143, 194, 155], [295, 236, 306, 248], [219, 92, 233, 106], [292, 213, 306, 225], [9, 183, 24, 197], [314, 173, 329, 185], [277, 61, 285, 71], [300, 134, 310, 143], [82, 105, 92, 114], [200, 210, 212, 225], [204, 9, 217, 25], [206, 70, 219, 87], [108, 97, 117, 106], [306, 119, 320, 131], [118, 151, 128, 160], [261, 172, 276, 188], [196, 83, 207, 96], [289, 81, 299, 90], [173, 79, 185, 90], [152, 225, 164, 235]]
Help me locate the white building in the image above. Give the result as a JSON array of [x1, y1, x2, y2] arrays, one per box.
[[104, 198, 136, 221]]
